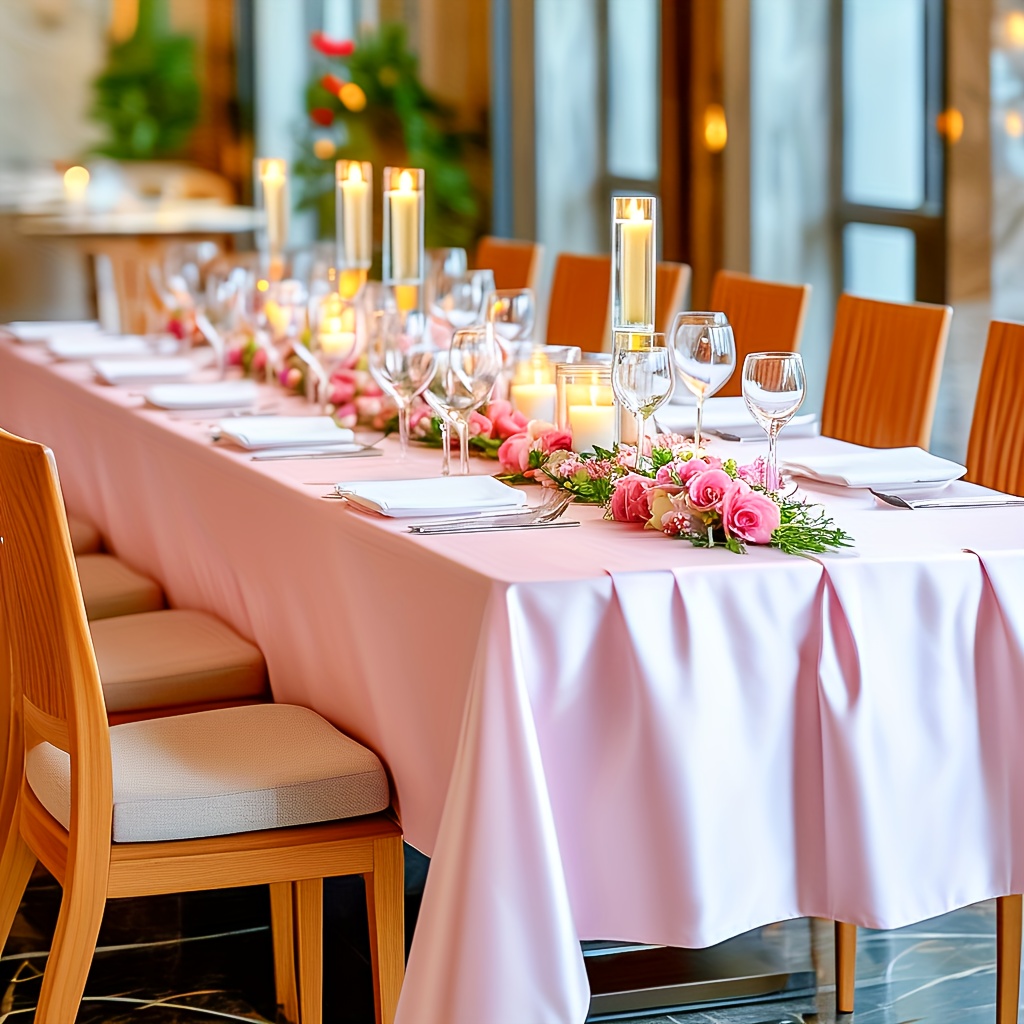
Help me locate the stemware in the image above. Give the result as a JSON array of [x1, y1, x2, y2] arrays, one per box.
[[429, 269, 496, 343], [428, 325, 503, 475], [264, 279, 309, 384], [305, 287, 360, 410], [669, 312, 735, 450], [425, 247, 468, 309], [611, 332, 674, 467], [741, 351, 806, 489], [486, 289, 536, 350], [368, 307, 437, 457]]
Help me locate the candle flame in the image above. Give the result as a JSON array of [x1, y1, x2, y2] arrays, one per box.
[[260, 159, 286, 183], [347, 162, 363, 184], [398, 169, 414, 192], [589, 385, 600, 405], [63, 165, 90, 190], [628, 199, 644, 222]]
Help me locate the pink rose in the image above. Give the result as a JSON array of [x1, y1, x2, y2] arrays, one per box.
[[498, 431, 532, 475], [486, 400, 513, 421], [468, 410, 493, 438], [721, 480, 780, 545], [409, 406, 433, 436], [686, 468, 733, 512], [492, 409, 529, 440], [610, 474, 654, 523], [536, 428, 573, 454], [334, 401, 357, 428], [251, 347, 268, 372], [355, 395, 383, 420], [226, 344, 242, 367], [329, 377, 357, 405]]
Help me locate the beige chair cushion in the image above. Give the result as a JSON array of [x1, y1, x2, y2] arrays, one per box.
[[26, 704, 390, 843], [91, 609, 267, 713], [77, 554, 165, 621], [67, 514, 101, 556]]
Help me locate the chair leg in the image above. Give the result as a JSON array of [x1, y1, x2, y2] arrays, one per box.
[[269, 881, 300, 1024], [998, 895, 1022, 1024], [835, 921, 857, 1014], [0, 810, 36, 951], [364, 836, 405, 1024], [294, 878, 323, 1024]]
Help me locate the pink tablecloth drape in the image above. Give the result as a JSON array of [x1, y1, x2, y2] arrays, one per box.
[[3, 338, 1024, 1024]]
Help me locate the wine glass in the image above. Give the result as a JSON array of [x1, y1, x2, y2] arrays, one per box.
[[429, 269, 496, 343], [669, 312, 735, 449], [431, 326, 503, 475], [305, 290, 360, 410], [368, 307, 438, 457], [425, 247, 468, 308], [611, 332, 674, 468], [741, 352, 806, 490], [265, 279, 309, 385], [487, 288, 536, 399]]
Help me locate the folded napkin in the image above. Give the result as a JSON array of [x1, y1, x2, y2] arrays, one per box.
[[657, 396, 818, 440], [217, 416, 355, 450], [336, 476, 528, 518], [49, 335, 157, 361], [5, 320, 101, 344], [93, 358, 196, 385], [782, 447, 967, 489], [146, 380, 258, 411]]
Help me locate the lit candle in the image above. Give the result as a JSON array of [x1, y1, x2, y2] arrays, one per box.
[[338, 161, 371, 268], [63, 165, 90, 208], [317, 293, 357, 359], [388, 169, 420, 282], [620, 199, 652, 324], [568, 386, 616, 453], [510, 350, 557, 421], [258, 159, 289, 266]]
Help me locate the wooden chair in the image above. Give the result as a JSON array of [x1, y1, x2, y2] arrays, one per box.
[[966, 320, 1024, 496], [656, 261, 691, 336], [474, 235, 544, 293], [821, 294, 952, 449], [0, 426, 404, 1024], [708, 270, 810, 398]]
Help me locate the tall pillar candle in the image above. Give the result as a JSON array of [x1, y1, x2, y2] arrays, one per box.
[[336, 160, 372, 275], [255, 158, 289, 279], [612, 195, 656, 331], [383, 167, 424, 284]]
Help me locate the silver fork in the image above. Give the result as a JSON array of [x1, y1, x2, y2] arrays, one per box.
[[406, 489, 575, 534]]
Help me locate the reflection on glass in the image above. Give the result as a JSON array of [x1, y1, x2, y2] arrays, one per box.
[[843, 223, 916, 302], [842, 0, 925, 209]]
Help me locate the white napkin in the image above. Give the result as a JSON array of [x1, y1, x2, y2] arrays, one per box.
[[337, 476, 528, 518], [146, 381, 258, 411], [782, 447, 967, 489], [93, 358, 196, 385], [5, 320, 101, 343], [657, 396, 818, 440], [49, 335, 158, 361], [217, 416, 355, 450]]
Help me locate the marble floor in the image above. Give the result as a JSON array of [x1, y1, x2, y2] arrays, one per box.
[[0, 853, 1019, 1023]]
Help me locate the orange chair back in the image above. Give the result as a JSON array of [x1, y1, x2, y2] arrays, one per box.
[[656, 262, 691, 336], [474, 236, 544, 293], [546, 253, 610, 352], [709, 270, 811, 398], [966, 320, 1024, 495], [821, 293, 951, 449]]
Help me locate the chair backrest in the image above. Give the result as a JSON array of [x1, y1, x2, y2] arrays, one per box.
[[546, 253, 611, 352], [821, 293, 951, 449], [0, 428, 112, 827], [709, 270, 811, 398], [656, 262, 691, 336], [966, 320, 1024, 495], [475, 236, 544, 293]]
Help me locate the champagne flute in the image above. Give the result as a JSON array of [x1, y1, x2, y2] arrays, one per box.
[[433, 326, 503, 475], [669, 312, 735, 449], [741, 352, 806, 490], [368, 307, 437, 457], [611, 332, 674, 468]]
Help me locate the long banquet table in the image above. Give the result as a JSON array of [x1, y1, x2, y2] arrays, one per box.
[[3, 334, 1024, 1024]]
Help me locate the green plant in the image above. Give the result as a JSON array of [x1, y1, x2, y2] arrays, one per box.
[[295, 23, 487, 251], [89, 0, 200, 160]]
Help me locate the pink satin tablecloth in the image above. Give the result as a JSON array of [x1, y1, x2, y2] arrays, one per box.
[[3, 337, 1024, 1024]]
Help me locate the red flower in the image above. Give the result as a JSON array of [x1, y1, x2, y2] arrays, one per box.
[[311, 31, 355, 58], [320, 73, 343, 94], [310, 107, 334, 127]]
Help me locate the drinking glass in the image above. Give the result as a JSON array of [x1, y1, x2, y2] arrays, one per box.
[[368, 307, 438, 457], [611, 332, 674, 467], [266, 279, 309, 383], [431, 325, 503, 475], [425, 247, 468, 308], [486, 289, 535, 349], [304, 290, 360, 410], [741, 352, 806, 489], [429, 269, 496, 342], [669, 312, 735, 449]]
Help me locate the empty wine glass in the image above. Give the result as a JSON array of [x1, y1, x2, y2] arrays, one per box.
[[742, 352, 806, 490], [304, 289, 360, 409], [429, 269, 496, 343], [431, 325, 502, 475], [486, 289, 535, 349], [669, 312, 735, 449], [422, 353, 456, 477], [611, 332, 674, 468], [369, 307, 438, 457], [425, 248, 469, 308]]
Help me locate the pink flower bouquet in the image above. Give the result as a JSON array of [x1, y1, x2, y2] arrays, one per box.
[[413, 400, 531, 459]]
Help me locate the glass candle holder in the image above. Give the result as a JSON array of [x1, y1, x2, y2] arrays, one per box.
[[335, 160, 372, 293], [254, 158, 289, 279], [612, 195, 656, 331], [383, 166, 425, 288], [312, 288, 359, 367], [556, 363, 617, 454], [508, 346, 581, 422]]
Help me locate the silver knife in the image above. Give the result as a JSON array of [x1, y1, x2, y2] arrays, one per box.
[[871, 489, 1024, 510], [409, 520, 582, 536], [251, 447, 382, 461]]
